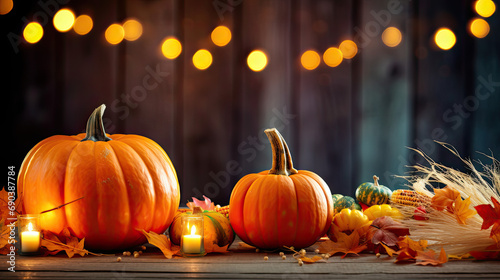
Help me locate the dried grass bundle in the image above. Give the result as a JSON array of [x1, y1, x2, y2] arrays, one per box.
[[393, 142, 500, 255]]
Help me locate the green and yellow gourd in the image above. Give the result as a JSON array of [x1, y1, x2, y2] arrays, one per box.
[[355, 175, 392, 206], [333, 196, 361, 213]]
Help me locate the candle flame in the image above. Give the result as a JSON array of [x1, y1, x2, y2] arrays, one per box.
[[28, 222, 33, 232], [191, 225, 196, 235]]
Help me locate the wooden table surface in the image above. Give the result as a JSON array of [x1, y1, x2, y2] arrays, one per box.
[[1, 237, 500, 279]]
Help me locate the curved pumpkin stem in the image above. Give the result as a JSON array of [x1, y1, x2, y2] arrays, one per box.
[[265, 128, 298, 176], [373, 175, 380, 186], [81, 104, 112, 142]]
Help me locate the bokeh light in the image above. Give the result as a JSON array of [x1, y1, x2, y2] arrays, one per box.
[[469, 18, 490, 38], [382, 27, 402, 47], [211, 26, 232, 47], [247, 50, 268, 72], [323, 47, 343, 67], [73, 15, 93, 35], [105, 23, 124, 45], [192, 49, 213, 70], [434, 28, 456, 50], [475, 0, 496, 17], [161, 37, 182, 59], [339, 40, 358, 59], [23, 22, 44, 44], [123, 19, 143, 41], [53, 8, 75, 32], [301, 50, 321, 70], [0, 0, 13, 15]]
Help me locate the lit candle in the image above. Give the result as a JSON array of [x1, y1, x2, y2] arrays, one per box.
[[21, 222, 41, 253], [182, 225, 202, 253]]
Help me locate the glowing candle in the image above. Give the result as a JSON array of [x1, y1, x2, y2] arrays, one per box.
[[21, 222, 41, 253], [182, 225, 202, 253]]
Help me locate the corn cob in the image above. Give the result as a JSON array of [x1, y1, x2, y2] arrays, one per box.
[[391, 189, 432, 208], [215, 205, 230, 218]]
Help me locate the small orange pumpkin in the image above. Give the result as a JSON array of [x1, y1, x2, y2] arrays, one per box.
[[229, 128, 334, 249], [18, 105, 180, 250]]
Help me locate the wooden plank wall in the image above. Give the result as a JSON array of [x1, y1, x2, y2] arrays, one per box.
[[6, 0, 500, 206]]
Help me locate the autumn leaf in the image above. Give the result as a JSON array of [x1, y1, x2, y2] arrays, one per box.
[[206, 243, 230, 254], [453, 196, 477, 225], [395, 236, 429, 263], [318, 231, 367, 258], [369, 216, 410, 247], [416, 247, 448, 266], [41, 229, 90, 258], [297, 255, 325, 264], [186, 195, 216, 211], [432, 186, 460, 211], [141, 230, 180, 259], [475, 197, 500, 243], [380, 242, 397, 257]]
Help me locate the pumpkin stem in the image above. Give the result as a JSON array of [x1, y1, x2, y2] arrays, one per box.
[[192, 206, 203, 214], [81, 104, 112, 142], [373, 175, 380, 186], [265, 128, 298, 176]]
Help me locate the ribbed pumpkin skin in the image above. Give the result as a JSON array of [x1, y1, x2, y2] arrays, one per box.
[[18, 133, 180, 251], [355, 181, 392, 206], [169, 210, 234, 251], [229, 170, 333, 249]]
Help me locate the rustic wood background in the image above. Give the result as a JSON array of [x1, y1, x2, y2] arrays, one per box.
[[5, 0, 500, 206]]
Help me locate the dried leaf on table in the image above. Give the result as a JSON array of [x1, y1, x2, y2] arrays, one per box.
[[369, 216, 410, 247], [431, 186, 460, 211], [318, 231, 367, 258], [206, 243, 230, 254], [41, 229, 89, 258], [141, 230, 179, 259], [0, 218, 14, 254], [416, 247, 448, 266], [453, 197, 477, 225], [297, 255, 325, 264], [380, 242, 397, 257]]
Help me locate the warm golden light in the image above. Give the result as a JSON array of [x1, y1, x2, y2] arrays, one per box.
[[53, 9, 75, 32], [211, 25, 232, 47], [434, 28, 456, 50], [0, 0, 13, 15], [475, 0, 496, 17], [23, 22, 44, 44], [469, 18, 490, 38], [247, 50, 268, 72], [191, 225, 196, 235], [339, 40, 358, 59], [105, 23, 124, 45], [323, 47, 343, 67], [73, 15, 93, 35], [301, 50, 321, 70], [123, 19, 143, 41], [161, 37, 182, 59], [382, 27, 402, 47], [192, 49, 213, 70]]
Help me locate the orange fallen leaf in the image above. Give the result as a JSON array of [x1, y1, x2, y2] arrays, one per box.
[[141, 230, 179, 259], [380, 242, 397, 257], [432, 186, 460, 211], [416, 247, 448, 266], [318, 231, 367, 258], [297, 255, 325, 263], [41, 229, 90, 258]]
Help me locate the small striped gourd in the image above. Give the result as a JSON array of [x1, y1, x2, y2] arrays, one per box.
[[334, 196, 361, 213], [355, 175, 392, 206]]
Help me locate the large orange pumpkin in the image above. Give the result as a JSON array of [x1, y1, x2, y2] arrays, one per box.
[[229, 128, 334, 249], [17, 105, 180, 250]]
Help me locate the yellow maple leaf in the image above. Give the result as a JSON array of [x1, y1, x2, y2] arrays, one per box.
[[41, 229, 89, 258], [141, 230, 180, 259], [453, 197, 477, 225], [318, 231, 367, 258]]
